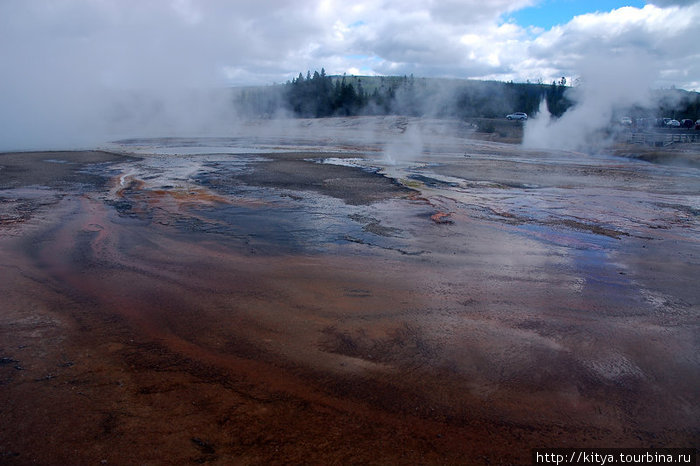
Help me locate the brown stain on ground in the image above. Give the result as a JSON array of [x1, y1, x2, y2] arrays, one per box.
[[0, 149, 697, 465], [0, 197, 513, 465]]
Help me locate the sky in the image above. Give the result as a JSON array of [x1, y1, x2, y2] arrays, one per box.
[[1, 0, 698, 90], [1, 0, 699, 150], [508, 0, 646, 29]]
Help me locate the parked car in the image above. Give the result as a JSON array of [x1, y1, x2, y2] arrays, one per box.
[[695, 120, 700, 130], [665, 119, 681, 128], [506, 112, 528, 121], [680, 119, 694, 129], [619, 116, 632, 126]]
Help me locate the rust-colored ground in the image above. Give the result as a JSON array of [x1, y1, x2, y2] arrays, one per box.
[[0, 142, 697, 465]]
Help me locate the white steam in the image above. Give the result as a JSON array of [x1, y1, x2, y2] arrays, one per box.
[[382, 120, 425, 165], [0, 1, 257, 151], [522, 53, 659, 152]]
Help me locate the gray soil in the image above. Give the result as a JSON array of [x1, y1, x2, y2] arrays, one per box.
[[219, 152, 413, 205], [0, 151, 134, 189]]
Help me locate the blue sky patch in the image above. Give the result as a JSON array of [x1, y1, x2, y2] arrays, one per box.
[[508, 0, 647, 29]]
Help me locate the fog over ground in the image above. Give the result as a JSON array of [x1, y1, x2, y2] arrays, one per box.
[[1, 0, 699, 151]]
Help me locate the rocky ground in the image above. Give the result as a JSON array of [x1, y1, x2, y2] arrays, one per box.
[[0, 118, 698, 464]]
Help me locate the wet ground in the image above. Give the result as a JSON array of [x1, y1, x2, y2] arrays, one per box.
[[1, 117, 698, 464]]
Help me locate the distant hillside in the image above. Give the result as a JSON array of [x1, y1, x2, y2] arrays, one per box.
[[233, 70, 700, 122]]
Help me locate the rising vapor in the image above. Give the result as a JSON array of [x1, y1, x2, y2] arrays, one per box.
[[0, 1, 271, 151], [522, 53, 659, 153]]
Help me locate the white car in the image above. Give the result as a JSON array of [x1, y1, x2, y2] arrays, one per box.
[[665, 119, 681, 128], [506, 112, 528, 121]]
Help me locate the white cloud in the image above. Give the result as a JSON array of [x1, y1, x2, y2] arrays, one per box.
[[2, 0, 698, 88], [521, 4, 700, 88]]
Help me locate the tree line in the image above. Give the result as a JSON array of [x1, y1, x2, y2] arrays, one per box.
[[233, 69, 699, 122]]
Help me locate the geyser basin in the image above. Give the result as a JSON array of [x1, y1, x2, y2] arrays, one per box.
[[1, 133, 697, 464]]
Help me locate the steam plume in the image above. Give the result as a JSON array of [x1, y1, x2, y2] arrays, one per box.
[[522, 53, 659, 152]]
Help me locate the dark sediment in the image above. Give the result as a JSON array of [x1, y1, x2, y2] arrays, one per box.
[[215, 153, 413, 205], [0, 151, 133, 189]]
